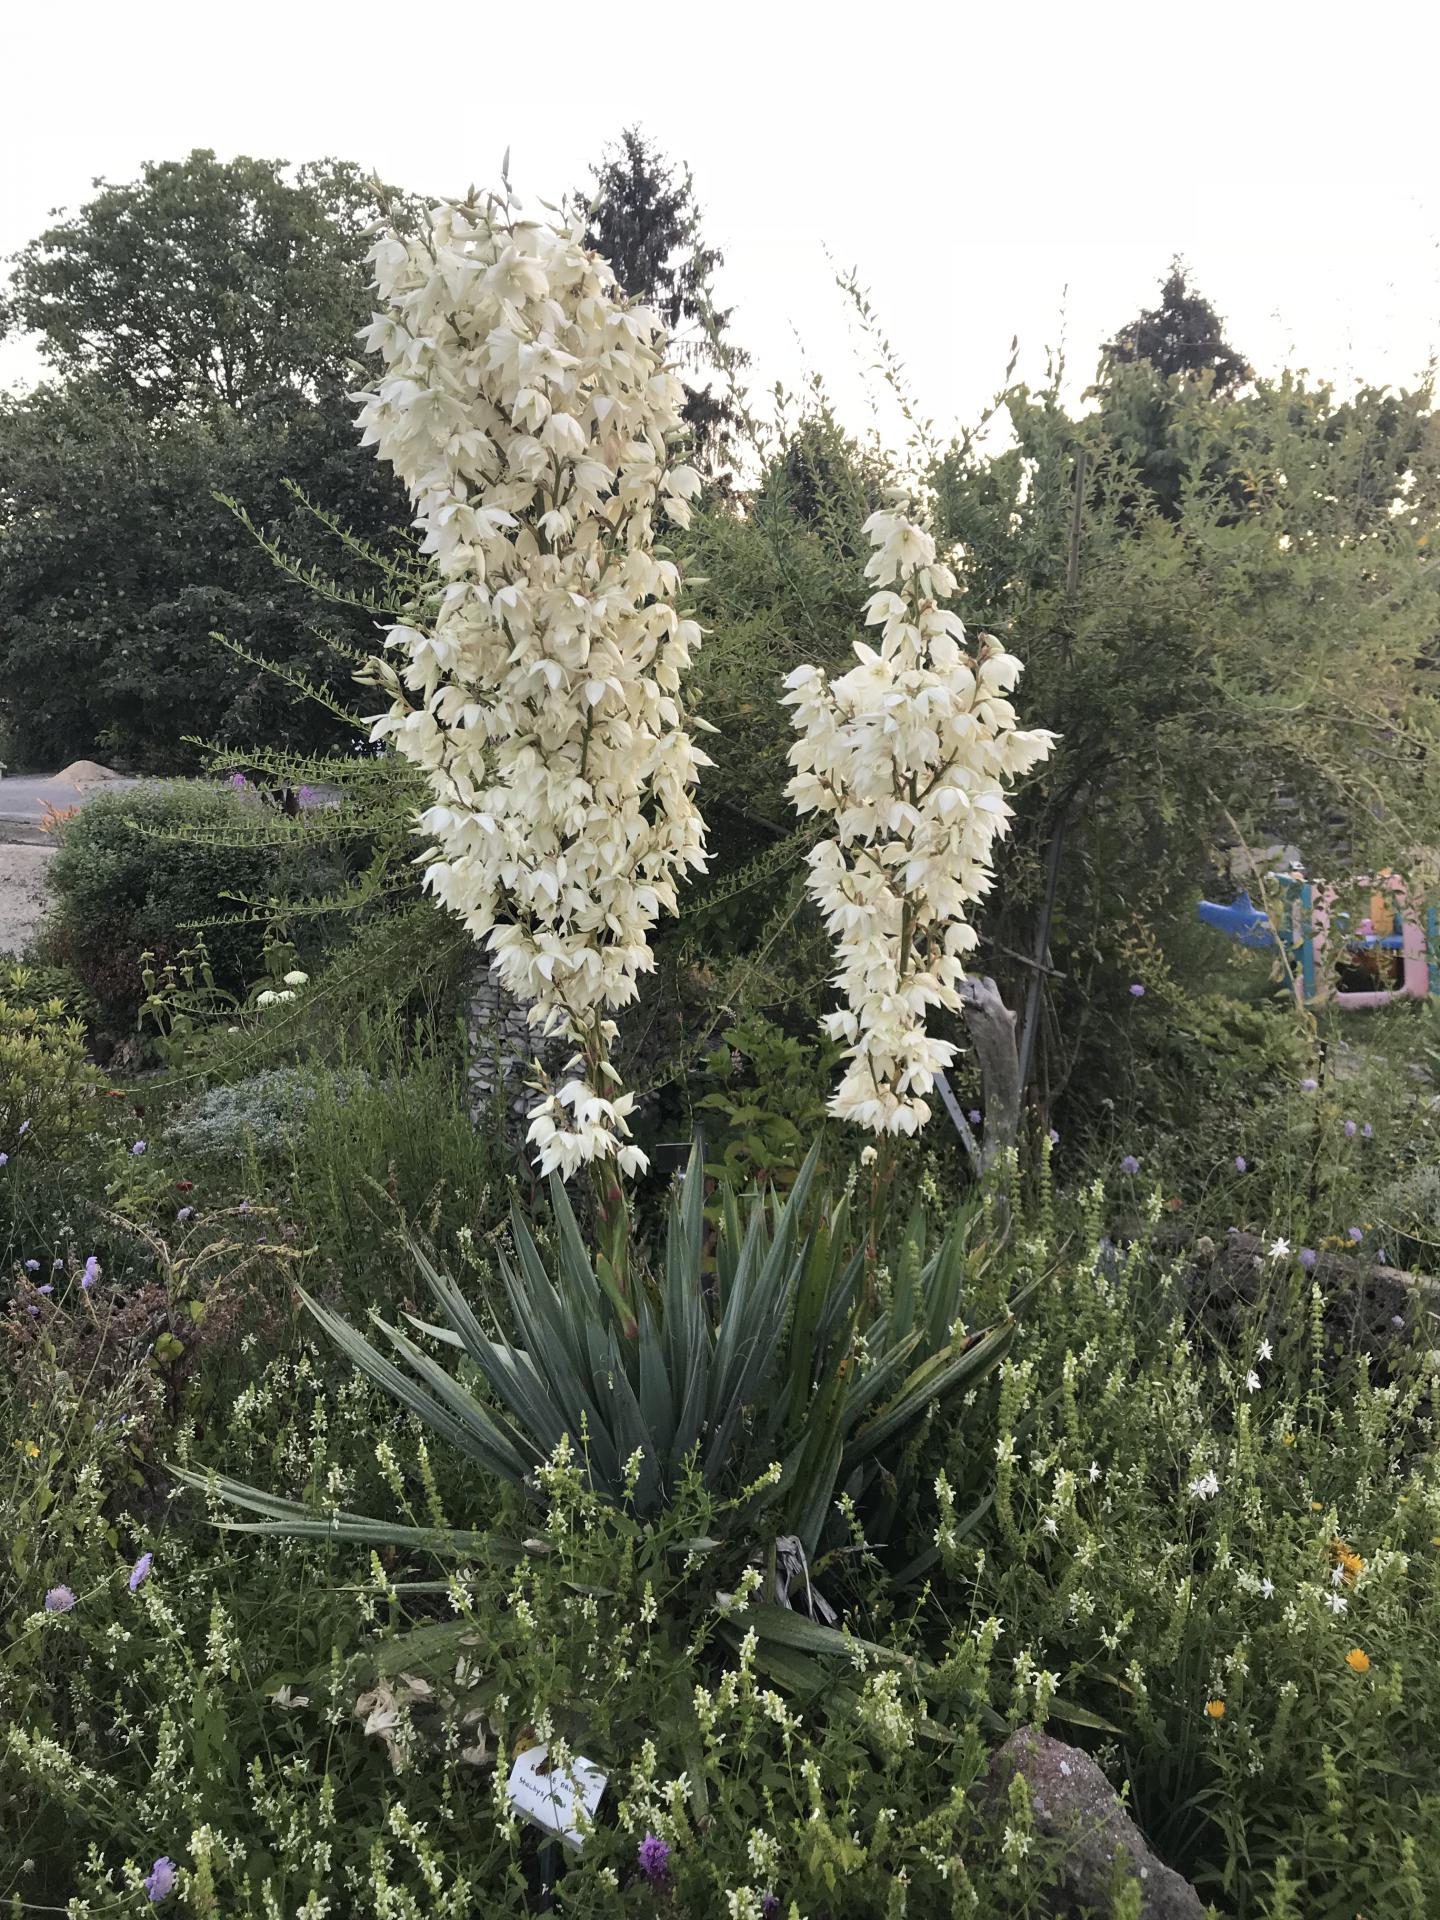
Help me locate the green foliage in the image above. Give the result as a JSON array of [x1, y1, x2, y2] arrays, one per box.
[[163, 1066, 356, 1162], [1, 150, 389, 417], [1102, 259, 1250, 397], [38, 781, 283, 1036], [942, 1179, 1440, 1916], [282, 1027, 506, 1291], [694, 1014, 840, 1191], [581, 126, 744, 468], [0, 150, 415, 771], [0, 992, 106, 1160], [0, 380, 409, 770], [201, 1144, 1010, 1580]]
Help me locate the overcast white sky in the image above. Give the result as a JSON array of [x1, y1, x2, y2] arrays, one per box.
[[3, 0, 1437, 443]]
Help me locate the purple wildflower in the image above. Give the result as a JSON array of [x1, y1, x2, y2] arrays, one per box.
[[761, 1898, 781, 1919], [1129, 982, 1146, 998], [1391, 1313, 1405, 1330], [18, 1118, 29, 1135], [0, 1153, 8, 1167], [1234, 1156, 1247, 1173], [967, 1109, 982, 1126], [1343, 1119, 1356, 1138], [81, 1255, 100, 1289], [44, 1584, 76, 1612], [128, 1552, 154, 1593], [143, 1857, 177, 1903], [238, 1200, 251, 1215], [1361, 1123, 1373, 1140], [1300, 1077, 1318, 1091], [131, 1140, 147, 1156], [23, 1258, 39, 1271], [297, 784, 316, 804], [1120, 1155, 1141, 1175], [1048, 1128, 1060, 1145], [1300, 1248, 1317, 1270], [176, 1206, 193, 1223], [1348, 1227, 1363, 1244], [36, 1283, 53, 1296], [637, 1835, 671, 1884], [229, 771, 247, 790]]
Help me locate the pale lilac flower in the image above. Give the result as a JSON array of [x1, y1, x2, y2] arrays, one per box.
[[637, 1835, 670, 1884], [0, 1153, 8, 1167], [1129, 982, 1146, 997], [967, 1109, 982, 1126], [18, 1119, 30, 1135], [761, 1899, 780, 1920], [36, 1283, 52, 1296], [1300, 1077, 1318, 1091], [81, 1255, 100, 1289], [229, 771, 247, 789], [1347, 1227, 1363, 1244], [23, 1258, 39, 1271], [1299, 1248, 1317, 1270], [128, 1552, 154, 1592], [131, 1140, 147, 1156], [1391, 1314, 1405, 1330], [1234, 1155, 1247, 1173], [143, 1857, 177, 1902], [1120, 1154, 1141, 1175], [1048, 1128, 1060, 1146], [176, 1206, 193, 1223], [1361, 1123, 1373, 1140], [297, 784, 316, 804], [1343, 1119, 1356, 1139], [44, 1585, 76, 1612]]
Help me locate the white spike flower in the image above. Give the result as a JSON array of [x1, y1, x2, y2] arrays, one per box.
[[356, 184, 708, 1179], [784, 495, 1054, 1135]]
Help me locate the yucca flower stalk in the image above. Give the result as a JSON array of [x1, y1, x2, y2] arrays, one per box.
[[785, 494, 1054, 1139], [356, 178, 709, 1289]]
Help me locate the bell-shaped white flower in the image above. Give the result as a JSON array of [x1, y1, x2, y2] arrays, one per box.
[[357, 183, 708, 1177], [785, 494, 1054, 1135]]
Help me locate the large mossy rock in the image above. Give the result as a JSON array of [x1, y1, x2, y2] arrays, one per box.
[[986, 1728, 1209, 1919]]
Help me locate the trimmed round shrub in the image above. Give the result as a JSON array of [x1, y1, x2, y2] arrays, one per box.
[[37, 781, 278, 1038]]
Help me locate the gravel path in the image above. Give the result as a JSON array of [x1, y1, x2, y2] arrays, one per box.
[[0, 841, 55, 956]]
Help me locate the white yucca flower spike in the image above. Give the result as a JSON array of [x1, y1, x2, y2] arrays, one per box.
[[784, 492, 1054, 1136], [356, 183, 709, 1179]]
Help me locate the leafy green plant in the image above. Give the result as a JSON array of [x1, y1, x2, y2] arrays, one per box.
[[695, 1015, 840, 1193], [0, 994, 107, 1161], [38, 781, 282, 1038], [183, 1144, 1010, 1577]]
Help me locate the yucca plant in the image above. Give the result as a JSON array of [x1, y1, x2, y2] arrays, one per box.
[[178, 1142, 1010, 1580]]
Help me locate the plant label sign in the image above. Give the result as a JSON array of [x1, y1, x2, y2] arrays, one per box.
[[507, 1744, 607, 1849]]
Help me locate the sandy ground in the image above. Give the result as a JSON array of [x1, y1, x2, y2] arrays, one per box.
[[0, 841, 55, 956]]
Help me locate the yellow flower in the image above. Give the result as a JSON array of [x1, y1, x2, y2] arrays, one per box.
[[1310, 1501, 1324, 1512], [1205, 1698, 1226, 1719], [1332, 1538, 1365, 1583], [1346, 1648, 1371, 1674], [25, 1442, 39, 1459], [1281, 1433, 1296, 1447]]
